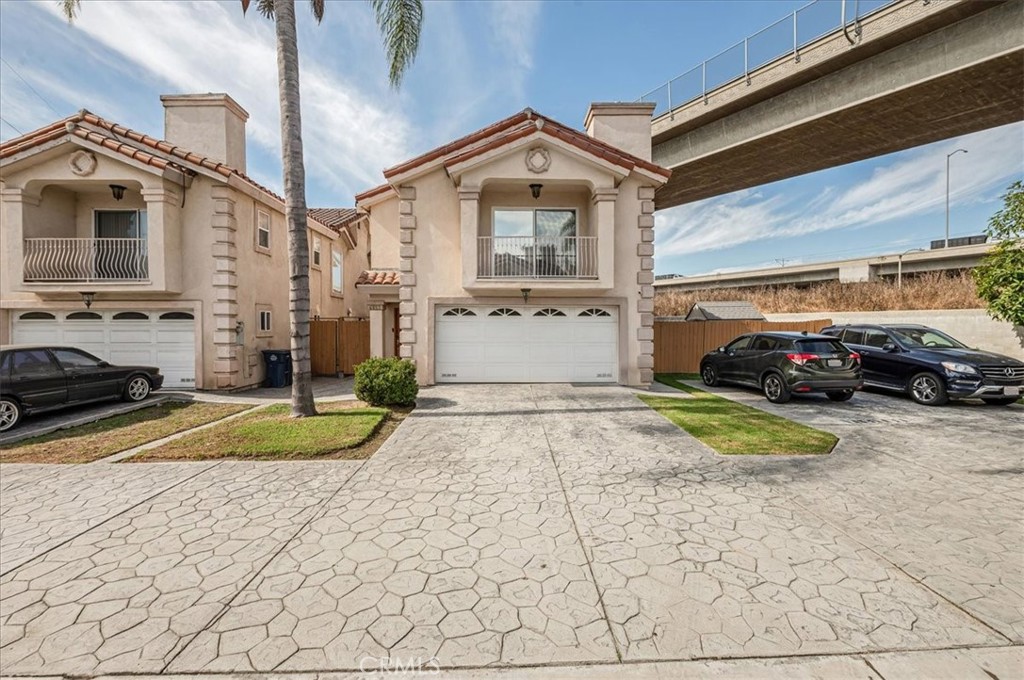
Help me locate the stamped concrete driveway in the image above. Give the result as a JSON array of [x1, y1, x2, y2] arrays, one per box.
[[0, 384, 1020, 677]]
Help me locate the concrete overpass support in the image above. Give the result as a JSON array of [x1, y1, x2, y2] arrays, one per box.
[[653, 0, 1024, 208]]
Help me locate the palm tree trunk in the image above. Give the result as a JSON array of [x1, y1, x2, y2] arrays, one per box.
[[274, 0, 316, 417]]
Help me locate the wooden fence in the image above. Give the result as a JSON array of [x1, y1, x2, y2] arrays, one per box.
[[653, 319, 832, 374], [310, 318, 371, 376]]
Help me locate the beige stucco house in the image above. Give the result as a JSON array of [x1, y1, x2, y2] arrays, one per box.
[[354, 103, 670, 386], [0, 93, 367, 390]]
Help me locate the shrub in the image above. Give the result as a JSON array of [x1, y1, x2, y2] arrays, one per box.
[[354, 357, 418, 407]]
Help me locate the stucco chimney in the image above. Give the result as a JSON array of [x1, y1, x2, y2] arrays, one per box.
[[160, 93, 250, 171], [583, 102, 657, 162]]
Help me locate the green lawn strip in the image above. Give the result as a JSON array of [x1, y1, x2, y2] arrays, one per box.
[[641, 373, 837, 455], [1, 401, 250, 464], [133, 401, 389, 461]]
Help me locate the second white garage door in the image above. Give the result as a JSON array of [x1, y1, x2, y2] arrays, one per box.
[[435, 305, 618, 383]]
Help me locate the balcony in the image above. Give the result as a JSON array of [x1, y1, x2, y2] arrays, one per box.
[[478, 236, 598, 279], [23, 238, 149, 283]]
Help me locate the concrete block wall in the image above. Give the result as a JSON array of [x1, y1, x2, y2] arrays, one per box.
[[765, 309, 1024, 360]]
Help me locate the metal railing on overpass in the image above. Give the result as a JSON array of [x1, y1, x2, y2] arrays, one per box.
[[639, 0, 900, 119]]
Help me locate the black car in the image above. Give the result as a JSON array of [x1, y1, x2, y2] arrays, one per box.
[[0, 345, 164, 432], [820, 324, 1024, 406], [700, 331, 863, 404]]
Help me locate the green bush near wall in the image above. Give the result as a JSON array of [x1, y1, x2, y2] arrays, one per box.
[[354, 357, 419, 407]]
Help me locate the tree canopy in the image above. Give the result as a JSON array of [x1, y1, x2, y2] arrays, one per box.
[[973, 180, 1024, 327]]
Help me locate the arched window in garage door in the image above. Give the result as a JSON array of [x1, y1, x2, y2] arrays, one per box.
[[160, 312, 195, 320], [533, 308, 566, 317]]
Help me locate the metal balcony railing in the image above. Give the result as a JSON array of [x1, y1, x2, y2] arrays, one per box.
[[639, 0, 899, 118], [478, 236, 598, 279], [23, 238, 149, 282]]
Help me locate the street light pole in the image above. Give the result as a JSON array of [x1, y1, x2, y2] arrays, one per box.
[[945, 148, 968, 248], [897, 248, 926, 289]]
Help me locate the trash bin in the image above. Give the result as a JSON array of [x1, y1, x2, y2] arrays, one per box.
[[262, 349, 293, 388]]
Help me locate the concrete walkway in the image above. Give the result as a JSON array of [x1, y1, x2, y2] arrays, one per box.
[[167, 376, 355, 405], [0, 384, 1020, 677]]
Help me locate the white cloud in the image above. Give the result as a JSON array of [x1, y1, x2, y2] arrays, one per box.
[[487, 0, 541, 105], [34, 0, 412, 200], [655, 122, 1024, 258]]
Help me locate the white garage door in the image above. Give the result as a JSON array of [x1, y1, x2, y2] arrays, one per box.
[[435, 305, 618, 383], [12, 310, 197, 389]]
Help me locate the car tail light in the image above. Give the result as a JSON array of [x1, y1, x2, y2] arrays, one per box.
[[849, 352, 861, 364], [785, 353, 819, 366]]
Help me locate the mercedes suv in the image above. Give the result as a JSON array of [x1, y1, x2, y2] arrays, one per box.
[[820, 324, 1024, 406], [699, 331, 863, 404]]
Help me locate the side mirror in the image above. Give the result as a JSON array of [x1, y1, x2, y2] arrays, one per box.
[[882, 343, 897, 353], [717, 346, 726, 353], [97, 360, 110, 368]]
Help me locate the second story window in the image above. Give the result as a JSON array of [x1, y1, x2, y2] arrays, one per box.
[[257, 210, 271, 250], [332, 248, 343, 294], [312, 235, 322, 267], [494, 209, 577, 239]]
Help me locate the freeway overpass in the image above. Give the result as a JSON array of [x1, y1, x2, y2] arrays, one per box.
[[646, 0, 1024, 210], [652, 241, 994, 291]]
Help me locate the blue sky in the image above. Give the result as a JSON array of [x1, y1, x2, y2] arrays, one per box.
[[1, 0, 1021, 276]]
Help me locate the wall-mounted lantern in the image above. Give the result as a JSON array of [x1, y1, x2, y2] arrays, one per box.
[[81, 292, 95, 309], [529, 183, 543, 200], [521, 288, 531, 304], [109, 184, 127, 201]]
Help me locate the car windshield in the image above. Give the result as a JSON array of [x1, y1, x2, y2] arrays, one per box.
[[889, 327, 967, 349], [794, 339, 848, 354]]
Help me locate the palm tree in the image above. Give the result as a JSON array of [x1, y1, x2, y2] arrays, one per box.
[[61, 0, 423, 417]]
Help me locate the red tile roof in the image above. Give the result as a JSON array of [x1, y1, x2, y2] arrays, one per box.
[[308, 207, 359, 231], [0, 111, 328, 228], [354, 182, 393, 204], [377, 107, 671, 184], [355, 270, 400, 286]]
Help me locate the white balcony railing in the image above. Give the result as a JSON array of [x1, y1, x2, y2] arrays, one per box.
[[23, 238, 149, 282], [478, 236, 598, 279]]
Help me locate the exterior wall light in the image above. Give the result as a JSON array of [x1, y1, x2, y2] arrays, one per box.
[[529, 183, 543, 199], [521, 288, 531, 304], [81, 292, 95, 309], [109, 184, 127, 201]]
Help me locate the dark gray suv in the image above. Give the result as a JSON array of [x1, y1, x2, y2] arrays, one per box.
[[700, 331, 863, 403]]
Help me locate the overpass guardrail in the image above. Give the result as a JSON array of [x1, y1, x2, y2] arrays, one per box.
[[639, 0, 900, 119]]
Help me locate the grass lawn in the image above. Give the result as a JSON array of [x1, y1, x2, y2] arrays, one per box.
[[132, 401, 392, 461], [1, 401, 249, 464], [640, 374, 838, 455]]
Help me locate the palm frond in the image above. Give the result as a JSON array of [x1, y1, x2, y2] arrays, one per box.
[[370, 0, 423, 88], [58, 0, 80, 22], [310, 0, 325, 23], [257, 0, 275, 19]]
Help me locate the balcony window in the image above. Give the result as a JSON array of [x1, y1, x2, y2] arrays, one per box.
[[483, 208, 594, 279], [23, 211, 149, 283]]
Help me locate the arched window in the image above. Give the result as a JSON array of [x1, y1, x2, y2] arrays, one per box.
[[159, 312, 195, 320], [579, 308, 611, 317], [442, 308, 476, 317], [533, 308, 566, 317], [18, 312, 55, 320], [113, 312, 149, 320], [488, 308, 521, 317], [66, 311, 102, 320]]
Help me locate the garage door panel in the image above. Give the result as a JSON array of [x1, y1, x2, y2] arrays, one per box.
[[13, 312, 196, 389], [436, 305, 617, 383]]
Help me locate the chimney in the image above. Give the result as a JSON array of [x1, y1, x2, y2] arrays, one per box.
[[583, 102, 657, 162], [160, 93, 249, 171]]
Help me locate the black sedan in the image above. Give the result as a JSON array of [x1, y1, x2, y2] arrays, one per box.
[[0, 345, 164, 432], [700, 331, 863, 403], [821, 323, 1024, 406]]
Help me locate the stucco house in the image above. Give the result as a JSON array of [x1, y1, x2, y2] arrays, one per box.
[[354, 103, 670, 386], [0, 93, 367, 390]]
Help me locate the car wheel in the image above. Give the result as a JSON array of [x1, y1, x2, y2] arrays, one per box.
[[701, 363, 719, 387], [123, 375, 151, 402], [0, 398, 22, 433], [827, 390, 855, 402], [762, 372, 791, 404], [981, 397, 1020, 406], [908, 372, 948, 406]]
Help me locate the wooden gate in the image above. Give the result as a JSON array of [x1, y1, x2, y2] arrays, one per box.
[[653, 319, 832, 373], [310, 318, 371, 376]]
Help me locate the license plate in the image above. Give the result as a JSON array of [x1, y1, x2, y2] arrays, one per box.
[[1004, 386, 1021, 396], [826, 359, 842, 368]]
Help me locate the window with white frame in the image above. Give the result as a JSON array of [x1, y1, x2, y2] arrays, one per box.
[[312, 235, 322, 267], [258, 308, 272, 335], [493, 208, 576, 238], [256, 210, 271, 250], [331, 248, 343, 294]]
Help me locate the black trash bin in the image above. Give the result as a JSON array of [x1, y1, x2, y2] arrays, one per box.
[[262, 349, 293, 388]]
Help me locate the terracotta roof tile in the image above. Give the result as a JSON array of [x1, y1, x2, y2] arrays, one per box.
[[355, 270, 400, 286], [308, 207, 359, 230], [354, 182, 393, 203]]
